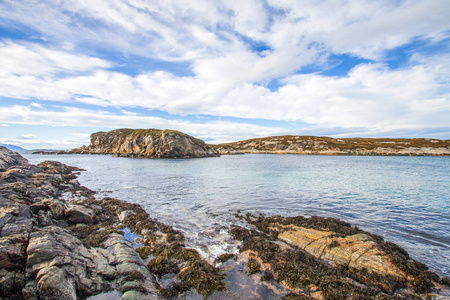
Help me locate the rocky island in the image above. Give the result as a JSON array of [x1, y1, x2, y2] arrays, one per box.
[[2, 146, 449, 299], [37, 129, 219, 159], [214, 136, 450, 156]]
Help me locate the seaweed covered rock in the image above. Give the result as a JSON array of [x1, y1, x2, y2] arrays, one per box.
[[69, 128, 220, 158], [230, 214, 449, 299], [278, 226, 405, 278], [96, 197, 227, 299]]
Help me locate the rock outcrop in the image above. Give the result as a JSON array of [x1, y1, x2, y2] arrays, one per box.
[[0, 147, 230, 300], [230, 214, 450, 299], [215, 136, 450, 156], [69, 128, 219, 158], [0, 146, 162, 299], [278, 226, 406, 278]]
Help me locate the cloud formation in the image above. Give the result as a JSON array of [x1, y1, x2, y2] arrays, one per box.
[[0, 0, 449, 147]]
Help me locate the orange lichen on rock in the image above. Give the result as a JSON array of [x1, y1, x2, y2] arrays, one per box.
[[279, 225, 406, 278]]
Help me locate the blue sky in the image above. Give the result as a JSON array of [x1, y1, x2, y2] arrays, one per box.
[[0, 0, 449, 149]]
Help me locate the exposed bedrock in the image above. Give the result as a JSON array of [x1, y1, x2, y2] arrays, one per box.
[[0, 146, 160, 300], [68, 128, 219, 159]]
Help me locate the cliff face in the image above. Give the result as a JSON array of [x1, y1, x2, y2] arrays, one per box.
[[215, 136, 450, 156], [71, 128, 219, 158]]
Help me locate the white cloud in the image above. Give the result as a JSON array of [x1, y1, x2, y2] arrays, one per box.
[[0, 105, 287, 144], [0, 50, 448, 136], [3, 0, 448, 64], [30, 102, 42, 108], [0, 41, 111, 77], [0, 0, 449, 142], [266, 0, 450, 59]]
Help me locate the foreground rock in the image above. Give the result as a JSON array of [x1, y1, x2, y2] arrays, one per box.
[[0, 146, 160, 299], [230, 214, 450, 299], [66, 128, 219, 158], [0, 146, 226, 299], [215, 136, 450, 156]]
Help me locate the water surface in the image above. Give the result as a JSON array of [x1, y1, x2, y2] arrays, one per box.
[[24, 153, 450, 277]]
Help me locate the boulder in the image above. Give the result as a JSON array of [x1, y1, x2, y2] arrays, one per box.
[[43, 199, 66, 220], [0, 146, 28, 171], [65, 205, 95, 224]]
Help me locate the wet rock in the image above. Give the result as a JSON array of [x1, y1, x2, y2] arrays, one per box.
[[278, 225, 406, 278], [65, 204, 95, 224], [43, 198, 66, 220], [230, 214, 449, 299], [36, 266, 77, 300], [0, 150, 162, 299]]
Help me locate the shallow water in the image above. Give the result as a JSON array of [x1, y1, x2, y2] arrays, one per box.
[[24, 153, 450, 277]]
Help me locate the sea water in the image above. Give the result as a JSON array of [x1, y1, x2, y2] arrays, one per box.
[[24, 153, 450, 277]]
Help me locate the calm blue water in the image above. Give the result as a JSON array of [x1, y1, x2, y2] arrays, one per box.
[[24, 153, 450, 277]]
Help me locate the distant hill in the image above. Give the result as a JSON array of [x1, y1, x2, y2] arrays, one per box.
[[67, 128, 220, 158], [0, 144, 26, 151], [213, 136, 450, 156]]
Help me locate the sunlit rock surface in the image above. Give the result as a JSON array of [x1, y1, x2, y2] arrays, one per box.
[[70, 128, 219, 158]]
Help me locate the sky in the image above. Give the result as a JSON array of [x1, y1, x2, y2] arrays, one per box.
[[0, 0, 449, 149]]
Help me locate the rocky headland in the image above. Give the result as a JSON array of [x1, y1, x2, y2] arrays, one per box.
[[1, 146, 449, 299], [36, 129, 219, 159], [214, 136, 450, 156]]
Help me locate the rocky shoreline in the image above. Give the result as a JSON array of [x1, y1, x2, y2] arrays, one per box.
[[215, 136, 450, 156], [1, 146, 449, 299]]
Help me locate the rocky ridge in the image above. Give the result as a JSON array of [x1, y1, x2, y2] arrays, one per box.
[[214, 136, 450, 156], [67, 128, 219, 159]]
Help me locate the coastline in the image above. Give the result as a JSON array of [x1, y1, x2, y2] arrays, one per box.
[[1, 147, 449, 299]]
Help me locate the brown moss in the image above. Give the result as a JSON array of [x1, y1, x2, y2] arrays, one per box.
[[281, 293, 313, 300], [150, 243, 201, 263], [215, 253, 237, 264], [261, 270, 274, 282], [247, 258, 261, 274], [68, 224, 124, 248], [441, 277, 450, 286], [147, 257, 180, 277], [177, 260, 226, 298], [229, 219, 435, 299], [158, 281, 191, 298], [241, 213, 442, 295], [135, 246, 152, 260]]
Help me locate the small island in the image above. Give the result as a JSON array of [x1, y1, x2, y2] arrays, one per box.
[[34, 129, 219, 159]]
